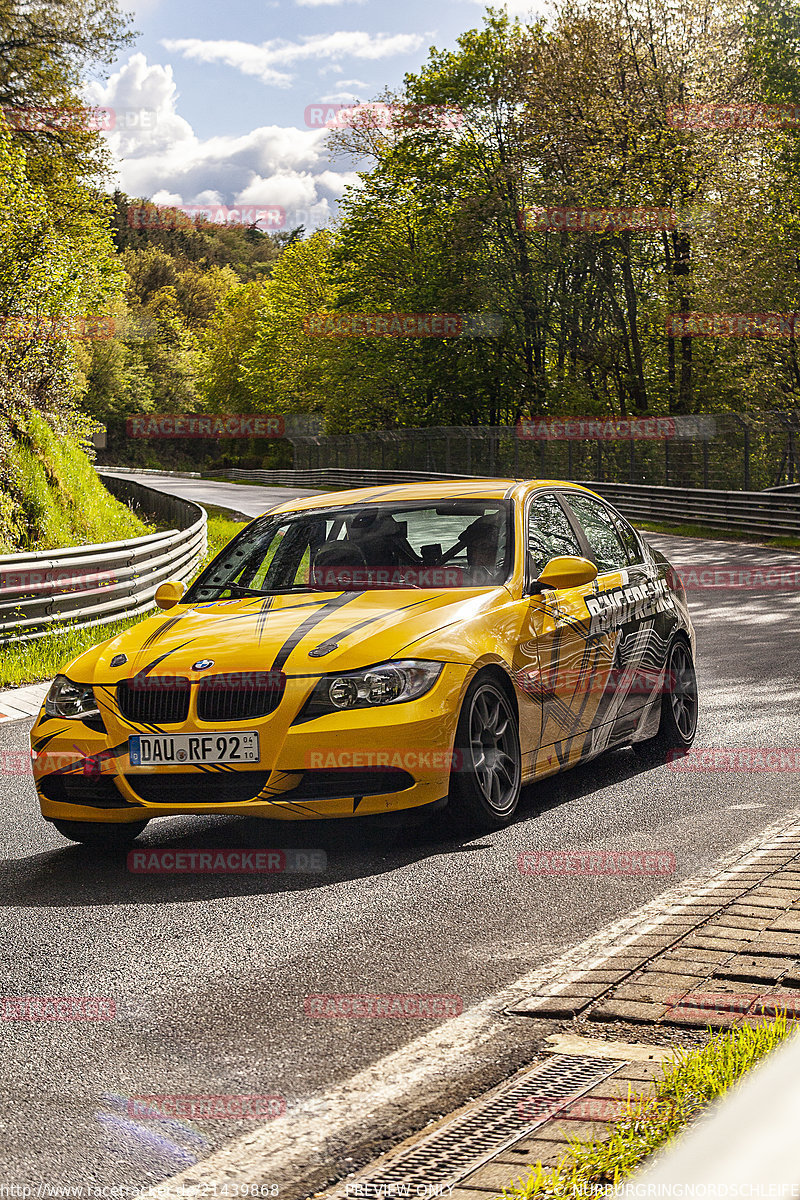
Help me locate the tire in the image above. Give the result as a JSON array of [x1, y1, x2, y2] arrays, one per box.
[[448, 675, 522, 832], [632, 637, 698, 764], [52, 819, 150, 847]]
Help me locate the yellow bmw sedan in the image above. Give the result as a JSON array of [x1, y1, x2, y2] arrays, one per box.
[[31, 479, 698, 846]]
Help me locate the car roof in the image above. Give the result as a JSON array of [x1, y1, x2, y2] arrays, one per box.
[[264, 478, 601, 515]]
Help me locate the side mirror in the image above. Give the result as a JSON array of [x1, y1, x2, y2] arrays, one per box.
[[529, 555, 597, 594], [155, 580, 186, 610]]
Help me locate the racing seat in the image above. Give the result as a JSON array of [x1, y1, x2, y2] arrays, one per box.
[[312, 541, 367, 588]]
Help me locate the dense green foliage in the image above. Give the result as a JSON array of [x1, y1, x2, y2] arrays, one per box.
[[0, 411, 148, 553], [190, 0, 800, 431]]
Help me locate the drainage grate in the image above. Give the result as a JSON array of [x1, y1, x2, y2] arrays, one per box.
[[336, 1054, 623, 1196]]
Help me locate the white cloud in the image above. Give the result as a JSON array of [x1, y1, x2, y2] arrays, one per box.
[[161, 31, 427, 87], [297, 0, 366, 6], [319, 88, 367, 102], [85, 53, 359, 232]]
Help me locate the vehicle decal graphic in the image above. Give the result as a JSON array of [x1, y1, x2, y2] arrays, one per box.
[[255, 596, 275, 643], [585, 577, 669, 635], [136, 643, 196, 679], [140, 614, 186, 651], [270, 593, 359, 673], [328, 597, 434, 647], [47, 741, 128, 777], [96, 685, 164, 736]]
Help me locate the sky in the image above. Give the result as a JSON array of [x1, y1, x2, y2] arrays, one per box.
[[85, 0, 538, 232]]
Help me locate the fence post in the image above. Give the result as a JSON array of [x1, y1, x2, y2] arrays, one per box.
[[744, 428, 751, 491]]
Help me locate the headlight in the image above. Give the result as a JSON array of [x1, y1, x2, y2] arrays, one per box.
[[301, 660, 443, 718], [44, 675, 100, 720]]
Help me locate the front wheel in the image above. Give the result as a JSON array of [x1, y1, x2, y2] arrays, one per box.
[[448, 676, 521, 832], [52, 819, 150, 848], [632, 638, 698, 764]]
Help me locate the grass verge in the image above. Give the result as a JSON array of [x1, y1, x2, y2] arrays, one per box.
[[0, 510, 248, 690], [500, 1015, 791, 1199], [634, 519, 800, 549]]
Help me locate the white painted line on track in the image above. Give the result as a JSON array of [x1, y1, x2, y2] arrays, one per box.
[[141, 807, 800, 1199]]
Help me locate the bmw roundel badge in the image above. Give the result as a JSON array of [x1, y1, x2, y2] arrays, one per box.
[[192, 659, 215, 671]]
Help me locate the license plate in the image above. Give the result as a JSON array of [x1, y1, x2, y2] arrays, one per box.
[[128, 733, 260, 766]]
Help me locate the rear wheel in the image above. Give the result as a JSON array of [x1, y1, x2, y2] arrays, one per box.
[[52, 819, 150, 847], [448, 676, 521, 832], [632, 638, 698, 764]]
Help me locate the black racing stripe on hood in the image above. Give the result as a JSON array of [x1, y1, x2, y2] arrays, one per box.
[[330, 596, 434, 644], [269, 593, 359, 673], [136, 641, 197, 679], [140, 613, 185, 651]]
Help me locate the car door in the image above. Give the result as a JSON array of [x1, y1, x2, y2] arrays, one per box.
[[514, 491, 618, 776], [559, 490, 670, 741]]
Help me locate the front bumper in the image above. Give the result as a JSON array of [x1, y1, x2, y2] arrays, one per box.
[[31, 663, 470, 823]]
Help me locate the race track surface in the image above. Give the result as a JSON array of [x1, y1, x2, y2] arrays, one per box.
[[2, 475, 799, 1190]]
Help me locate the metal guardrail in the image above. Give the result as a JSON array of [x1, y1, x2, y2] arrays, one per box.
[[0, 474, 207, 644], [221, 467, 800, 539]]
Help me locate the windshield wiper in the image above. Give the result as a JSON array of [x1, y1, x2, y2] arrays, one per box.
[[210, 583, 315, 598]]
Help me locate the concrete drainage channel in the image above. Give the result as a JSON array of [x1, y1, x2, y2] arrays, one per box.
[[328, 1054, 624, 1198]]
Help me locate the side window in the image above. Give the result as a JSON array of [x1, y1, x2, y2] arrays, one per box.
[[611, 511, 643, 565], [527, 494, 583, 575], [562, 493, 628, 573]]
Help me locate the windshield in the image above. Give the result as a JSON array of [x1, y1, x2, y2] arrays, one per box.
[[186, 499, 515, 601]]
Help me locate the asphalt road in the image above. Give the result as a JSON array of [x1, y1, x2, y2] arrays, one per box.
[[102, 472, 320, 520], [2, 476, 800, 1193]]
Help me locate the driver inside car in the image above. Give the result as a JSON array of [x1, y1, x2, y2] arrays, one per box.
[[460, 513, 502, 584]]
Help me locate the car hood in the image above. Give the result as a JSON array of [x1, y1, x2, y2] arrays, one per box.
[[69, 587, 508, 682]]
